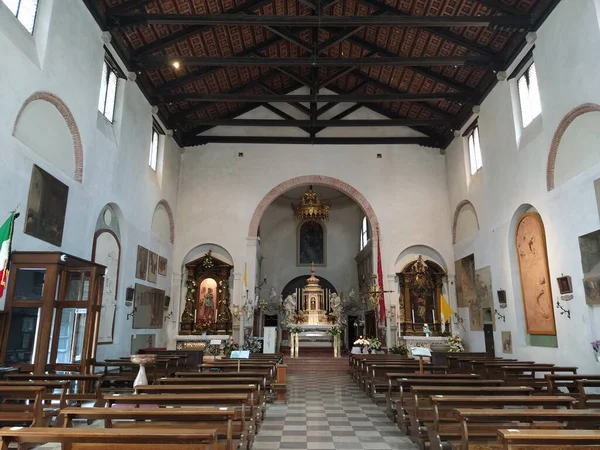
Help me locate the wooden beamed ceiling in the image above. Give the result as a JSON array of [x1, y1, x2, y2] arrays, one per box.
[[83, 0, 561, 148]]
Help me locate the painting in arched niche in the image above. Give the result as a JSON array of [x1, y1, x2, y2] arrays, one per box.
[[516, 213, 556, 335], [298, 221, 325, 265], [196, 278, 217, 328]]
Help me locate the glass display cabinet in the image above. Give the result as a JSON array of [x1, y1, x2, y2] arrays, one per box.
[[0, 252, 105, 374]]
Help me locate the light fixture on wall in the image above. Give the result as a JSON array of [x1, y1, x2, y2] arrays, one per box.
[[292, 186, 330, 222], [127, 307, 136, 321], [494, 309, 506, 323], [497, 289, 507, 309], [556, 300, 571, 319]]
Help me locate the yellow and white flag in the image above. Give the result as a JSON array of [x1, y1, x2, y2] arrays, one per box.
[[440, 294, 453, 323], [243, 263, 248, 290]]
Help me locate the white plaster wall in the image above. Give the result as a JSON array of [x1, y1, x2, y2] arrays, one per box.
[[446, 0, 600, 372], [259, 197, 362, 297], [172, 115, 454, 343], [0, 0, 180, 361]]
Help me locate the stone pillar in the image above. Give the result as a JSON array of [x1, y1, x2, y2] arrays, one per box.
[[446, 275, 457, 336], [246, 237, 259, 338]]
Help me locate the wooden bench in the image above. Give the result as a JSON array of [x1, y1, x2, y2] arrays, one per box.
[[0, 386, 48, 427], [6, 373, 104, 406], [497, 429, 600, 449], [576, 379, 600, 408], [0, 380, 69, 425], [0, 426, 218, 450], [451, 408, 600, 450], [426, 395, 576, 450], [402, 386, 534, 442], [104, 393, 254, 448], [60, 407, 240, 450]]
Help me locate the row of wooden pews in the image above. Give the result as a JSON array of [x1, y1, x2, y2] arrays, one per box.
[[350, 352, 600, 449], [0, 352, 284, 449]]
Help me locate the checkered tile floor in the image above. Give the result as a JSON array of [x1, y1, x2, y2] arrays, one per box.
[[254, 373, 417, 450]]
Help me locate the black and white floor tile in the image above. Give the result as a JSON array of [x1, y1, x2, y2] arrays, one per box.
[[254, 373, 417, 450]]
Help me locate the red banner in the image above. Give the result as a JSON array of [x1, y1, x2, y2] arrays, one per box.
[[376, 226, 386, 323]]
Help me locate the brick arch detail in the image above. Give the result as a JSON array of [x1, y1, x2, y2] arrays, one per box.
[[248, 175, 379, 238], [452, 199, 480, 245], [547, 103, 600, 191], [156, 199, 175, 244], [13, 91, 84, 183]]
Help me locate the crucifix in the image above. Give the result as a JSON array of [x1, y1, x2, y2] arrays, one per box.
[[367, 274, 394, 327]]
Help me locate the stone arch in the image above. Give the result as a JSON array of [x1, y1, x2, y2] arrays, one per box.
[[13, 91, 84, 183], [547, 103, 600, 191], [155, 199, 175, 244], [452, 200, 480, 244], [248, 175, 379, 240], [394, 244, 448, 273]]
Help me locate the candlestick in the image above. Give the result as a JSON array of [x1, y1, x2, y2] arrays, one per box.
[[432, 309, 436, 324], [412, 309, 415, 323]]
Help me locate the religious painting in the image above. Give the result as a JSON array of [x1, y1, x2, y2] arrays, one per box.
[[471, 266, 493, 332], [135, 246, 148, 280], [24, 165, 69, 247], [158, 256, 168, 276], [147, 252, 158, 283], [516, 213, 556, 335], [133, 283, 165, 329], [130, 334, 156, 354], [557, 276, 573, 295], [298, 221, 325, 265], [583, 275, 600, 305], [455, 254, 476, 308], [195, 277, 218, 329], [92, 231, 120, 344], [501, 331, 512, 354]]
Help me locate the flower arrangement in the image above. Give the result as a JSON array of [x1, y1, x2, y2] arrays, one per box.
[[223, 337, 239, 357], [292, 311, 307, 324], [258, 299, 267, 310], [367, 337, 382, 351], [447, 335, 465, 352], [289, 325, 304, 334], [205, 344, 221, 356], [327, 325, 343, 336], [389, 345, 408, 356], [201, 250, 214, 269], [242, 336, 262, 353]]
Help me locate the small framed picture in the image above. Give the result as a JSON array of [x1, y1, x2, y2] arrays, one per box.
[[557, 275, 573, 295]]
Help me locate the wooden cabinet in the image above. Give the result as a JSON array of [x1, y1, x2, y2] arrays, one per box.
[[1, 252, 105, 374]]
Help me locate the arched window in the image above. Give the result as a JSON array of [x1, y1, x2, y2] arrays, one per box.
[[298, 221, 325, 265], [360, 216, 369, 251]]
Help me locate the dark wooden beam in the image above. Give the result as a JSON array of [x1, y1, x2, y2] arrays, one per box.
[[345, 35, 475, 93], [109, 13, 531, 28], [183, 118, 447, 127], [316, 10, 385, 54], [257, 82, 310, 115], [263, 104, 311, 134], [159, 92, 467, 103], [272, 67, 313, 88], [106, 0, 154, 15], [136, 55, 497, 68], [354, 0, 498, 56], [474, 0, 527, 16], [186, 135, 435, 145], [156, 36, 282, 93], [130, 0, 276, 56]]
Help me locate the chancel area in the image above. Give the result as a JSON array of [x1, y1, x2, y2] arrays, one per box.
[[4, 0, 600, 448]]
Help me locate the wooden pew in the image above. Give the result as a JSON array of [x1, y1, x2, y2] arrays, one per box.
[[104, 393, 254, 448], [403, 386, 534, 444], [0, 380, 69, 425], [497, 429, 600, 449], [0, 426, 218, 450], [576, 379, 600, 408], [546, 374, 600, 405], [363, 363, 449, 396], [5, 373, 104, 406], [451, 408, 600, 450], [0, 386, 47, 427], [60, 407, 240, 450], [426, 395, 576, 450]]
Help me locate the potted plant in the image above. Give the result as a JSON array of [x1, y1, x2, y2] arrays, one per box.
[[367, 337, 382, 354], [591, 341, 600, 362], [447, 335, 465, 352], [327, 325, 343, 357], [242, 336, 262, 354], [223, 337, 239, 357], [353, 336, 369, 353], [389, 345, 408, 356]]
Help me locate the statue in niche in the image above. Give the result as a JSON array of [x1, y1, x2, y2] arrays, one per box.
[[196, 278, 217, 328], [330, 293, 342, 318], [269, 286, 278, 304], [283, 293, 296, 323], [299, 221, 324, 265]]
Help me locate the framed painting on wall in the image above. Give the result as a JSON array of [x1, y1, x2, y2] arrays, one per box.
[[158, 256, 167, 276], [133, 283, 165, 329], [516, 213, 556, 335], [501, 331, 512, 354], [147, 252, 158, 283], [455, 254, 476, 308], [131, 334, 156, 354], [135, 246, 148, 280], [24, 165, 69, 246]]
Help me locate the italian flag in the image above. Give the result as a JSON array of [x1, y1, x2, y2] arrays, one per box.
[[0, 212, 16, 299]]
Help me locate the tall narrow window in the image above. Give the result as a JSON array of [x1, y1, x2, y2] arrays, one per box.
[[360, 216, 369, 251], [468, 126, 483, 175], [149, 128, 159, 171], [98, 59, 118, 122], [2, 0, 38, 33], [518, 63, 542, 127]]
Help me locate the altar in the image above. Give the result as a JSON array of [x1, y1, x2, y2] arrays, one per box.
[[397, 335, 448, 351], [174, 334, 230, 350]]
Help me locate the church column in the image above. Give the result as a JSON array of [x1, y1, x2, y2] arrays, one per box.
[[446, 275, 457, 336], [246, 237, 259, 338], [168, 271, 183, 349], [387, 274, 397, 347], [232, 272, 242, 342]]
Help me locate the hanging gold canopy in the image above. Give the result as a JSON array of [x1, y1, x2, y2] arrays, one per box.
[[292, 186, 330, 222]]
